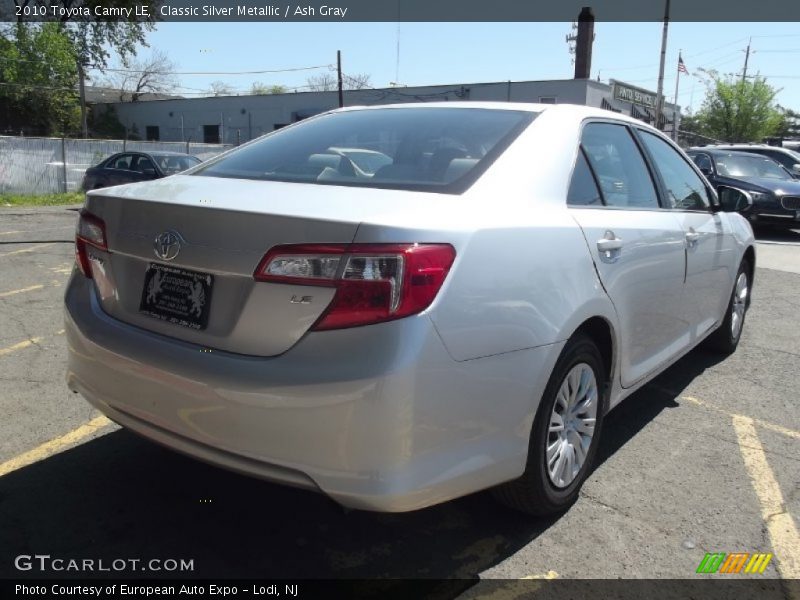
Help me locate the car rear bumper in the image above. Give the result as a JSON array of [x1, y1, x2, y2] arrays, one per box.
[[65, 272, 558, 512]]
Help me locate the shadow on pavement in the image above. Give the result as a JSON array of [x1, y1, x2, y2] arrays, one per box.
[[0, 350, 724, 585], [752, 224, 800, 243]]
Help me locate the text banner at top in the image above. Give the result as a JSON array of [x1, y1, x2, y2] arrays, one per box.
[[3, 0, 800, 23]]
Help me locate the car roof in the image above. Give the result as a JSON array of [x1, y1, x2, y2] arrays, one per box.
[[695, 144, 792, 153], [688, 148, 776, 159], [330, 101, 664, 133]]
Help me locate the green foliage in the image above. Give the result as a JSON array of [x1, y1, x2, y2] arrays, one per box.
[[0, 23, 81, 135], [250, 82, 288, 95], [0, 192, 84, 206], [14, 1, 156, 68], [693, 72, 783, 142], [776, 107, 800, 139], [91, 105, 127, 139]]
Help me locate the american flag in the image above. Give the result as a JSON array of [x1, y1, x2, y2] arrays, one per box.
[[678, 54, 689, 74]]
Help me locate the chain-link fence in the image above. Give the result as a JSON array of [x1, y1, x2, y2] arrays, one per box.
[[0, 136, 232, 195]]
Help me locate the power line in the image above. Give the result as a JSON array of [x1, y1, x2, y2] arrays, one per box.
[[89, 64, 332, 76]]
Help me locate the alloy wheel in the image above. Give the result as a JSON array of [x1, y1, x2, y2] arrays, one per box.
[[731, 271, 748, 341], [546, 363, 598, 488]]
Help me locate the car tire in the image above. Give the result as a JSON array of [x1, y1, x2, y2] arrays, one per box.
[[492, 334, 607, 516], [704, 260, 751, 355]]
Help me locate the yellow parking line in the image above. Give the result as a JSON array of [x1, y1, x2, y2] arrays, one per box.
[[0, 330, 64, 357], [683, 396, 800, 440], [0, 416, 112, 477], [0, 337, 43, 357], [521, 571, 559, 579], [732, 415, 800, 579], [0, 243, 56, 257], [0, 284, 44, 298]]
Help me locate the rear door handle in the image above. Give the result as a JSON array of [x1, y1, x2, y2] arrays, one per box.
[[597, 234, 623, 253], [597, 238, 623, 252], [596, 232, 623, 261]]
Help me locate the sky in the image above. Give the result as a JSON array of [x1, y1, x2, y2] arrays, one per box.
[[98, 22, 800, 113]]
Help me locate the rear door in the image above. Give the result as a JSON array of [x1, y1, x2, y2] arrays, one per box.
[[637, 130, 735, 338], [568, 121, 687, 387]]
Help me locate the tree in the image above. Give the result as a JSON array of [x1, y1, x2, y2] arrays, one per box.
[[208, 81, 235, 96], [306, 72, 371, 91], [102, 49, 178, 101], [12, 0, 156, 69], [692, 71, 783, 142], [776, 107, 800, 139], [0, 23, 80, 135], [250, 82, 288, 95]]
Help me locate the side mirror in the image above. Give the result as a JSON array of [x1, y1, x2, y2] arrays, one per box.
[[792, 163, 800, 176], [717, 185, 753, 213]]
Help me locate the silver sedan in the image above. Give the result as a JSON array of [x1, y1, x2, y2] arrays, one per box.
[[65, 103, 755, 515]]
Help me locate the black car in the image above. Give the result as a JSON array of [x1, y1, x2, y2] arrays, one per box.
[[687, 148, 800, 228], [705, 144, 800, 179], [81, 151, 201, 191]]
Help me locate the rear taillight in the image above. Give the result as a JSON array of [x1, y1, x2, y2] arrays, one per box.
[[254, 243, 456, 330], [75, 209, 107, 278]]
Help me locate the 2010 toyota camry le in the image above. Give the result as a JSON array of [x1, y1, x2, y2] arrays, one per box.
[[65, 103, 756, 515]]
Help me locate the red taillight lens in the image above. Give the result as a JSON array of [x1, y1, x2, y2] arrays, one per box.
[[254, 243, 456, 330], [75, 210, 107, 278]]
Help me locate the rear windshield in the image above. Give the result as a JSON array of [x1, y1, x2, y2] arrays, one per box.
[[194, 107, 535, 193]]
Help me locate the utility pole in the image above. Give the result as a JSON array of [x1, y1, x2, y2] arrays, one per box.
[[337, 50, 343, 108], [77, 60, 88, 138], [672, 50, 682, 141], [741, 37, 752, 85], [654, 0, 670, 131]]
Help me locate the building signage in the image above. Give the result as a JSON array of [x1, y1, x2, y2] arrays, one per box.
[[611, 81, 657, 109]]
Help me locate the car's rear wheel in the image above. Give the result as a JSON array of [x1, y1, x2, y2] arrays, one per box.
[[704, 260, 750, 354], [492, 334, 606, 516]]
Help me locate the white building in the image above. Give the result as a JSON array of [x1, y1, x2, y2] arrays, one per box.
[[92, 78, 680, 145]]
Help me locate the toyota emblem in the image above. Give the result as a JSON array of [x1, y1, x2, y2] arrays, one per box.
[[153, 230, 183, 261]]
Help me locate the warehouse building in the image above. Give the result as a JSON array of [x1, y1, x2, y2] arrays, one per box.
[[92, 77, 680, 145]]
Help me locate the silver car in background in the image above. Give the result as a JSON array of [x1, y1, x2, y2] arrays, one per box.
[[65, 103, 755, 515]]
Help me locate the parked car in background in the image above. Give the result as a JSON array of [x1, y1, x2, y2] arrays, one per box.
[[81, 151, 201, 191], [66, 103, 755, 516], [703, 144, 800, 178], [688, 148, 800, 228]]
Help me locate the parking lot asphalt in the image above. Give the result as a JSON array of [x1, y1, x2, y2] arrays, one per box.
[[0, 206, 798, 593]]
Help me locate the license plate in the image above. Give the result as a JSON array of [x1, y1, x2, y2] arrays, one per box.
[[139, 263, 213, 330]]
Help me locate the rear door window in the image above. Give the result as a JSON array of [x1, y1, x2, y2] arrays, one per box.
[[580, 123, 659, 208]]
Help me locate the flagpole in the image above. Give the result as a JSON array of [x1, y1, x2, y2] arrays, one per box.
[[672, 51, 682, 141]]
